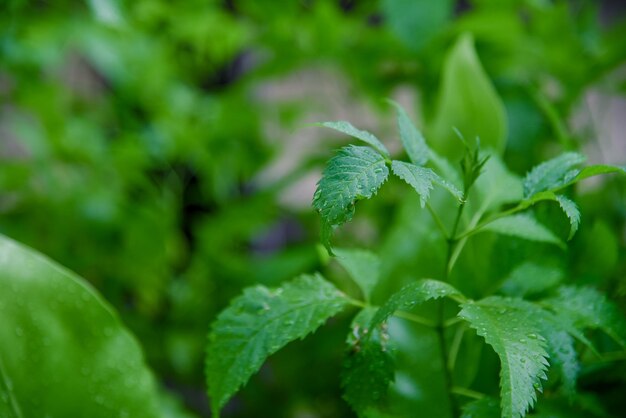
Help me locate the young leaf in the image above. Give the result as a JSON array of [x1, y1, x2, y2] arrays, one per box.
[[544, 286, 626, 347], [555, 195, 580, 240], [369, 279, 464, 331], [391, 161, 463, 207], [459, 297, 549, 418], [523, 152, 586, 198], [483, 214, 564, 248], [387, 100, 429, 165], [0, 235, 162, 418], [205, 274, 348, 417], [313, 145, 390, 252], [568, 164, 626, 184], [499, 262, 564, 297], [317, 121, 390, 157], [334, 248, 380, 302], [342, 308, 394, 415], [429, 33, 507, 160]]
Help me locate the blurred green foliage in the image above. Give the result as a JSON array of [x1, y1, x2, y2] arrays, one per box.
[[1, 0, 626, 417]]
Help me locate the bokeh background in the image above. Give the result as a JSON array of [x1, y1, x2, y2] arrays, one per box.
[[2, 0, 626, 416]]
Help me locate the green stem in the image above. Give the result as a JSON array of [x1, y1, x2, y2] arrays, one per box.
[[451, 386, 485, 400], [427, 202, 450, 240], [345, 297, 437, 328]]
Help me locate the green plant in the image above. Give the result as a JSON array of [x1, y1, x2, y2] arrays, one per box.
[[205, 103, 626, 418]]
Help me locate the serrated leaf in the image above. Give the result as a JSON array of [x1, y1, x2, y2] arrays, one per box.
[[523, 153, 586, 198], [318, 121, 390, 157], [205, 274, 348, 417], [429, 33, 507, 160], [483, 214, 564, 248], [391, 161, 463, 207], [544, 286, 626, 348], [342, 308, 394, 416], [555, 195, 580, 240], [461, 397, 500, 418], [459, 297, 549, 418], [477, 297, 580, 398], [369, 280, 464, 331], [500, 262, 564, 297], [334, 248, 380, 302], [313, 145, 390, 252], [388, 100, 429, 165]]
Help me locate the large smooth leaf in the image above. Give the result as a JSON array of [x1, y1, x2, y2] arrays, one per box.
[[429, 34, 507, 160], [205, 274, 348, 417], [0, 235, 161, 418]]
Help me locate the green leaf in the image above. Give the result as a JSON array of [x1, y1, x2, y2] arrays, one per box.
[[477, 297, 580, 398], [523, 152, 586, 198], [370, 279, 464, 331], [205, 274, 348, 417], [334, 248, 381, 302], [459, 297, 549, 418], [555, 195, 580, 240], [0, 235, 161, 418], [471, 154, 523, 213], [317, 121, 390, 157], [342, 308, 394, 415], [391, 161, 463, 208], [544, 286, 626, 348], [483, 214, 564, 248], [429, 33, 507, 160], [499, 262, 564, 297], [387, 100, 429, 165], [313, 145, 390, 252], [461, 397, 500, 418], [569, 164, 626, 184]]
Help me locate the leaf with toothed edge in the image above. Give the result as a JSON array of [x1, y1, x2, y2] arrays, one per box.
[[483, 214, 564, 248], [317, 121, 390, 157], [459, 297, 550, 418], [391, 161, 463, 207], [523, 152, 586, 199], [555, 195, 580, 240], [369, 279, 464, 333], [387, 100, 429, 165], [313, 145, 389, 252], [205, 274, 349, 417]]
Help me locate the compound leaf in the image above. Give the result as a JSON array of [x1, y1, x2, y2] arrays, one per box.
[[388, 100, 429, 165], [206, 274, 348, 417], [523, 153, 586, 198], [483, 214, 564, 248], [317, 121, 390, 157], [459, 297, 549, 418], [570, 164, 626, 183], [0, 235, 161, 418], [392, 161, 463, 208], [544, 286, 626, 348], [370, 279, 464, 331], [334, 248, 381, 302], [314, 145, 389, 252]]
